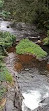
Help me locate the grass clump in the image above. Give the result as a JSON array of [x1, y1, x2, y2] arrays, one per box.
[[16, 39, 47, 58], [0, 67, 13, 83]]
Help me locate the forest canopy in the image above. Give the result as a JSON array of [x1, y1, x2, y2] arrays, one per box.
[[4, 0, 49, 29]]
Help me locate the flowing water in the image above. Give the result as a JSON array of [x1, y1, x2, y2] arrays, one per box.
[[16, 55, 49, 111], [0, 19, 49, 111], [0, 19, 40, 39]]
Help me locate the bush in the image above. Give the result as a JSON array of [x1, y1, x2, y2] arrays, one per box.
[[16, 39, 47, 58], [1, 10, 10, 18], [0, 31, 16, 48]]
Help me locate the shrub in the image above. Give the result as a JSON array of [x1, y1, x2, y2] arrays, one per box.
[[0, 31, 16, 48], [1, 10, 10, 18], [16, 39, 47, 58]]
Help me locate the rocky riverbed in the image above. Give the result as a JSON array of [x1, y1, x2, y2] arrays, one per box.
[[0, 19, 49, 111], [4, 50, 49, 111], [0, 19, 44, 41]]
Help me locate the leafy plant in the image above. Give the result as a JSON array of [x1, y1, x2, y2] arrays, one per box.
[[0, 31, 16, 48], [16, 39, 47, 58], [0, 10, 11, 18], [0, 0, 4, 8]]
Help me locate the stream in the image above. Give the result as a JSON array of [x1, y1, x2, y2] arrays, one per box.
[[0, 19, 49, 111]]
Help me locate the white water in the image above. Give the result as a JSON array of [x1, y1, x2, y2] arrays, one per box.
[[0, 20, 15, 33], [22, 90, 41, 110], [22, 86, 49, 111]]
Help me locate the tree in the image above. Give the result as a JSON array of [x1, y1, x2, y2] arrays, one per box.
[[4, 0, 49, 28], [0, 0, 4, 12]]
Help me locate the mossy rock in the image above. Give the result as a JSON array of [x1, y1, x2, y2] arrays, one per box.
[[16, 39, 47, 58]]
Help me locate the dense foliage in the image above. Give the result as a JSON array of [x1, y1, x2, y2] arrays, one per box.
[[16, 39, 47, 58], [4, 0, 49, 29], [0, 0, 10, 18]]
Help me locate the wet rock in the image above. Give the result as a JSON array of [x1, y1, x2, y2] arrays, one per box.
[[37, 40, 42, 44], [7, 26, 10, 28], [16, 23, 22, 31], [25, 68, 29, 71], [14, 93, 22, 111], [0, 18, 3, 21], [5, 99, 15, 111]]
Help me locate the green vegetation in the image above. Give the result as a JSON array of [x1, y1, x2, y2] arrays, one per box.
[[0, 67, 13, 83], [43, 30, 49, 45], [16, 39, 47, 58], [0, 86, 6, 101], [0, 0, 4, 9], [0, 61, 13, 102], [0, 60, 13, 102], [0, 31, 16, 48], [0, 0, 10, 19], [4, 0, 49, 29], [0, 31, 16, 102], [0, 10, 10, 18]]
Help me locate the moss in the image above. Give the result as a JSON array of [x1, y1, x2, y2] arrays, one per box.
[[16, 39, 47, 58]]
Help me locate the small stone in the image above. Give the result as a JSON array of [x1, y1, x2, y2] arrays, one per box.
[[25, 68, 29, 71], [37, 40, 41, 44], [7, 26, 10, 28]]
